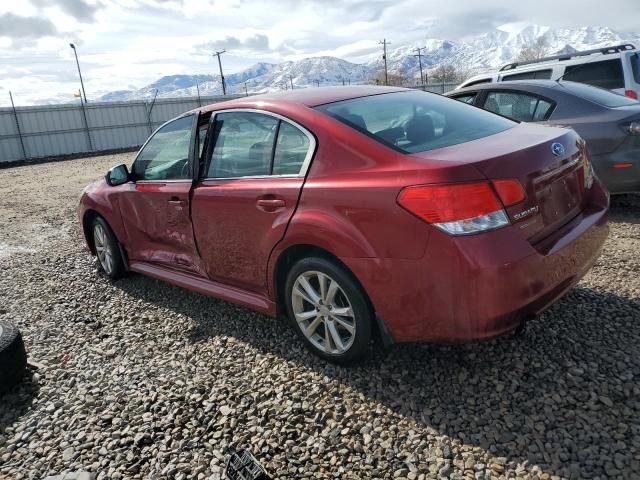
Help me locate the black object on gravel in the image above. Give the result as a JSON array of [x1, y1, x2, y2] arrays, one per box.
[[0, 320, 27, 393], [225, 450, 272, 480]]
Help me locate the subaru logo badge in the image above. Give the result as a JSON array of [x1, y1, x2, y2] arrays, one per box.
[[551, 143, 565, 156]]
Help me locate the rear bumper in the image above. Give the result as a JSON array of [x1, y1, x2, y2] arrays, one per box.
[[342, 182, 610, 343]]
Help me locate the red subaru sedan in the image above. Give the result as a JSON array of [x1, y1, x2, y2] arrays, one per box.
[[79, 86, 609, 363]]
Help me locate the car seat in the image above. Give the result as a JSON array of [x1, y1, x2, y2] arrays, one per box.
[[405, 115, 435, 146]]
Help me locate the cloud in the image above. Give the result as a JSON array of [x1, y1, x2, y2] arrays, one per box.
[[195, 34, 271, 53], [0, 13, 58, 38], [31, 0, 104, 22]]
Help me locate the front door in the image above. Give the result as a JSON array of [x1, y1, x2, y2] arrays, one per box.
[[120, 114, 205, 276], [191, 110, 315, 295]]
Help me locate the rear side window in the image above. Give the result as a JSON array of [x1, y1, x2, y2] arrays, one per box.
[[631, 53, 640, 83], [208, 112, 278, 178], [563, 59, 624, 89], [559, 81, 638, 107], [315, 91, 515, 154], [502, 69, 552, 81], [452, 93, 477, 104], [484, 92, 554, 122], [273, 122, 311, 175]]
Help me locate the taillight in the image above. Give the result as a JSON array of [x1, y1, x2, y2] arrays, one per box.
[[492, 179, 526, 206], [580, 145, 595, 189], [625, 90, 638, 100], [397, 180, 524, 236]]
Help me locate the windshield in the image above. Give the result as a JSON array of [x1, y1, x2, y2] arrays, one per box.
[[315, 90, 516, 154], [559, 81, 638, 107]]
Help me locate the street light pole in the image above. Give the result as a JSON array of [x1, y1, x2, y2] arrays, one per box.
[[213, 50, 227, 95], [69, 43, 88, 103]]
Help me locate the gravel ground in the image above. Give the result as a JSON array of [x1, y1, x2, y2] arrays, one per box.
[[0, 154, 639, 480]]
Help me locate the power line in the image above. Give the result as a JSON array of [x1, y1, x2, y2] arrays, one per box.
[[378, 39, 391, 86], [414, 46, 427, 87], [212, 50, 227, 95]]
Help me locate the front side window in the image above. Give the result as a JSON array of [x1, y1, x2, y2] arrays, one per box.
[[315, 91, 515, 154], [484, 92, 554, 122], [133, 115, 194, 181], [563, 59, 625, 90]]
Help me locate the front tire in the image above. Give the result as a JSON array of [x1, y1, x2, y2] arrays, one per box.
[[92, 216, 125, 280], [0, 320, 27, 394], [284, 257, 373, 364]]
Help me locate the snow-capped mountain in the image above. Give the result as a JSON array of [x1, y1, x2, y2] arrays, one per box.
[[373, 24, 640, 80], [99, 24, 640, 101]]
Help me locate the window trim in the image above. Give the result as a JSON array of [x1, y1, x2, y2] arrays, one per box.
[[131, 113, 197, 184], [482, 89, 557, 122], [203, 108, 317, 181]]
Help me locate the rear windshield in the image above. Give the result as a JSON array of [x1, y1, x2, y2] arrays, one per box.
[[559, 81, 638, 107], [315, 91, 516, 154]]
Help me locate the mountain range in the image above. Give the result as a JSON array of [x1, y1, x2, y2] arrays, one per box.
[[99, 24, 640, 102]]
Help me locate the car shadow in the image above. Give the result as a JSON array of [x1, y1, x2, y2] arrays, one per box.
[[113, 272, 640, 478], [0, 369, 40, 437]]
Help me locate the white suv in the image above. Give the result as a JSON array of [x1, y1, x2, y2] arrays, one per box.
[[457, 44, 640, 100]]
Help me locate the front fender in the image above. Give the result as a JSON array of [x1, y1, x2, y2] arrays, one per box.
[[78, 180, 128, 251]]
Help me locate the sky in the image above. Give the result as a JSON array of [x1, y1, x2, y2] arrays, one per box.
[[1, 0, 640, 106]]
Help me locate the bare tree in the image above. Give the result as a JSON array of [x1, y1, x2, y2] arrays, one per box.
[[367, 69, 411, 87], [430, 64, 458, 83], [515, 37, 549, 62]]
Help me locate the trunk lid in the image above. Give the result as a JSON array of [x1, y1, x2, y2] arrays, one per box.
[[409, 123, 590, 241]]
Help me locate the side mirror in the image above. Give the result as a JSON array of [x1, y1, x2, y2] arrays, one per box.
[[105, 164, 130, 186]]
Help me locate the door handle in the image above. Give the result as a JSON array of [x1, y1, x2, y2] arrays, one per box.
[[168, 197, 186, 206], [256, 198, 286, 211]]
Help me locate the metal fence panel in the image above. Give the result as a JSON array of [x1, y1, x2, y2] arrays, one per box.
[[0, 94, 243, 163], [0, 88, 465, 164]]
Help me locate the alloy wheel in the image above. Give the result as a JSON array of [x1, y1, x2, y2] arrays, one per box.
[[291, 270, 356, 355], [93, 223, 114, 275]]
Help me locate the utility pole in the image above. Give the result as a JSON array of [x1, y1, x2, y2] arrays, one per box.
[[69, 43, 88, 103], [378, 39, 390, 85], [212, 50, 227, 95], [289, 75, 294, 89], [414, 46, 426, 87]]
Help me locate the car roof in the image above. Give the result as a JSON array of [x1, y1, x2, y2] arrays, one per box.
[[193, 85, 408, 114], [450, 79, 563, 93]]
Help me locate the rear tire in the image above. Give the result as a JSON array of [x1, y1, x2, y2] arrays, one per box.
[[0, 320, 27, 394], [284, 257, 373, 365], [92, 216, 125, 280]]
